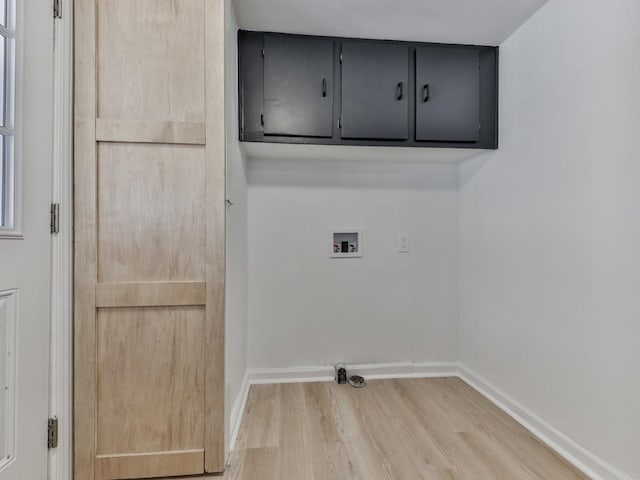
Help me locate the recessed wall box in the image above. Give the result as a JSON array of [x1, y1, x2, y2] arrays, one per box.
[[330, 229, 362, 258]]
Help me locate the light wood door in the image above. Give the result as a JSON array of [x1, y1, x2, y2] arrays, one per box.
[[74, 1, 226, 479], [0, 1, 53, 479]]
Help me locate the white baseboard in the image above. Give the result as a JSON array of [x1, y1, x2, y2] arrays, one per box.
[[248, 365, 334, 384], [246, 361, 458, 385], [458, 363, 632, 480], [228, 371, 250, 455], [348, 361, 458, 379]]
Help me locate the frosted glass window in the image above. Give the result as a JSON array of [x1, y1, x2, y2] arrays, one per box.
[[0, 0, 15, 230]]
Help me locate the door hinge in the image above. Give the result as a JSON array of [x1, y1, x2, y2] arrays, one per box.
[[261, 48, 265, 58], [50, 203, 60, 234], [48, 418, 58, 449], [339, 52, 343, 64], [260, 113, 264, 128], [338, 116, 342, 129], [53, 0, 61, 19]]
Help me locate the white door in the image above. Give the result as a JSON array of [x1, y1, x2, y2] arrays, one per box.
[[0, 0, 54, 479]]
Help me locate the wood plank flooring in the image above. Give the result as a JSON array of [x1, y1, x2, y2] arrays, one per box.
[[226, 378, 589, 480]]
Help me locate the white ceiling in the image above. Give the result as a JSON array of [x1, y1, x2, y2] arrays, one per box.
[[232, 0, 548, 46]]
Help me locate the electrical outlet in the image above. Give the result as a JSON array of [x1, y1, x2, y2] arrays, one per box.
[[398, 233, 410, 253]]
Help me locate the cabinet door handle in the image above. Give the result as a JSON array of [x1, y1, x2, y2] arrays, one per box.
[[322, 78, 327, 97], [422, 84, 430, 102], [396, 82, 404, 100]]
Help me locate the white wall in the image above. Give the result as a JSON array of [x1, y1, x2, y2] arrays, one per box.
[[459, 1, 640, 478], [224, 0, 249, 455], [248, 157, 459, 369]]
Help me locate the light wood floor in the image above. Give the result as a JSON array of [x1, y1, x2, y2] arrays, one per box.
[[226, 378, 589, 480]]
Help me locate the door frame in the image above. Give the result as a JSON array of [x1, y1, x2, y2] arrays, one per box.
[[48, 1, 74, 479]]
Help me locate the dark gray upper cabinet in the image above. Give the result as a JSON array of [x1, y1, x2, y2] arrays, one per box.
[[263, 34, 334, 137], [415, 46, 480, 142], [341, 42, 409, 140], [238, 30, 498, 149]]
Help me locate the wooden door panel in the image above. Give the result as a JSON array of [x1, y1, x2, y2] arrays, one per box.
[[97, 143, 206, 284], [95, 451, 204, 480], [97, 307, 205, 455], [95, 282, 206, 308], [97, 0, 206, 124], [75, 0, 226, 478]]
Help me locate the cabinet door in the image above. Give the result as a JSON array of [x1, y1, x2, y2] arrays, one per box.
[[75, 0, 226, 477], [341, 42, 409, 140], [264, 34, 334, 137], [415, 47, 480, 142]]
